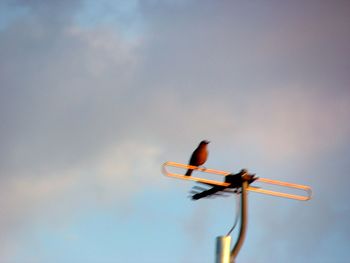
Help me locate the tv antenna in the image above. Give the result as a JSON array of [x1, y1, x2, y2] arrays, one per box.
[[162, 161, 312, 263]]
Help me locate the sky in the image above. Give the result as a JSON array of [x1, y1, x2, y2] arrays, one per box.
[[0, 0, 349, 262]]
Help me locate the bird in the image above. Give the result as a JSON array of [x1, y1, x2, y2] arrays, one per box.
[[185, 140, 210, 176]]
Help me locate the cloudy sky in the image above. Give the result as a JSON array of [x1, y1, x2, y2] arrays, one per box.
[[1, 0, 349, 262]]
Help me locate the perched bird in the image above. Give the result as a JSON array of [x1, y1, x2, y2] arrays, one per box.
[[185, 140, 210, 176]]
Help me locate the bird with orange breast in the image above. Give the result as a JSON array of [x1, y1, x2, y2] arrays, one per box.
[[185, 140, 210, 176]]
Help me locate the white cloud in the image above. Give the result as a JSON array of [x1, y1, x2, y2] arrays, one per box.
[[1, 0, 350, 261], [237, 85, 350, 160], [0, 139, 163, 259]]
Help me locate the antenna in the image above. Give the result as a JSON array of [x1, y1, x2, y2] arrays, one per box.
[[162, 161, 312, 263]]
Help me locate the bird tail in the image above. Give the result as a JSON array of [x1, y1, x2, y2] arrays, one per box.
[[185, 169, 193, 176]]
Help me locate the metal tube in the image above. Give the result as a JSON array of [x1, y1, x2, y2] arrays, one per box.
[[162, 161, 312, 201], [215, 236, 232, 263], [230, 181, 248, 263]]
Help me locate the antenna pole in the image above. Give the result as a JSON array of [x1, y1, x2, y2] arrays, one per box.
[[215, 236, 232, 263], [230, 181, 248, 263]]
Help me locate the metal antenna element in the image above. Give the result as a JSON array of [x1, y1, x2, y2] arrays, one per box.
[[161, 161, 312, 263], [162, 161, 312, 201]]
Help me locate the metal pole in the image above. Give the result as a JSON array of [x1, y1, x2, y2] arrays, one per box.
[[215, 236, 232, 263], [230, 181, 248, 263]]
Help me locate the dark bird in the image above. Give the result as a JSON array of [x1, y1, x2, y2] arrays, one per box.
[[191, 169, 257, 200], [185, 140, 210, 176]]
